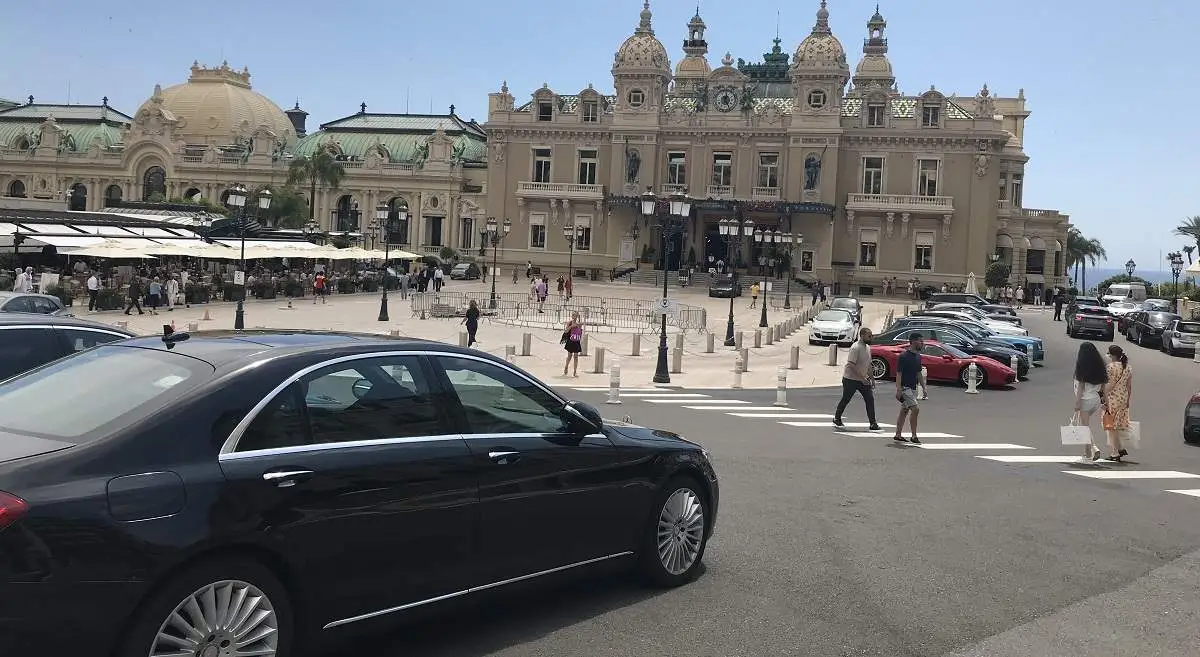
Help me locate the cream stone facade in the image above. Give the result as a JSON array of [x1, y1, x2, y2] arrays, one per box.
[[483, 1, 1070, 293], [0, 62, 488, 256]]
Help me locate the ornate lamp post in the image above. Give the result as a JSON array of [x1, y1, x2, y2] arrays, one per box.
[[718, 218, 738, 346], [640, 188, 691, 384], [1125, 258, 1136, 278], [563, 219, 578, 286], [1169, 251, 1184, 310], [368, 199, 405, 322], [485, 216, 511, 309], [227, 185, 270, 330], [754, 228, 775, 328], [778, 231, 802, 309]]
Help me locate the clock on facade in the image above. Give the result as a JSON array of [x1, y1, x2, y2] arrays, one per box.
[[714, 87, 738, 112], [807, 89, 827, 110]]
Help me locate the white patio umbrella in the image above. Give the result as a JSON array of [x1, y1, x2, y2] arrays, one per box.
[[68, 240, 157, 259], [965, 272, 979, 295]]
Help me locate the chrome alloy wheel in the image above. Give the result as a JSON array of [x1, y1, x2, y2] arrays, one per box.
[[869, 357, 887, 379], [150, 579, 278, 657], [656, 488, 706, 576]]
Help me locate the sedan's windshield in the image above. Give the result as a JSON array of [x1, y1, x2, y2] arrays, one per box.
[[815, 310, 852, 323], [830, 299, 856, 310], [0, 346, 213, 441], [1148, 313, 1180, 325]]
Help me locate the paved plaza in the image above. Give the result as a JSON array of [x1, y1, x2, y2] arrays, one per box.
[[90, 277, 900, 389]]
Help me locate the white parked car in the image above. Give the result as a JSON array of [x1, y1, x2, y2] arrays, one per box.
[[808, 309, 858, 346], [917, 309, 1029, 336]]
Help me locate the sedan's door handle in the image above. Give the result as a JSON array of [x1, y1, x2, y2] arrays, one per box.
[[262, 469, 314, 488], [488, 451, 520, 465]]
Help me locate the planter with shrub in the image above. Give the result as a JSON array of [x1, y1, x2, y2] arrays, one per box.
[[45, 284, 74, 307], [337, 278, 356, 294], [184, 283, 210, 304], [94, 288, 123, 311], [222, 283, 245, 302], [253, 282, 277, 299]]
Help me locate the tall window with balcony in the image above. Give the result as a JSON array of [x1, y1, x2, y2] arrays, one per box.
[[711, 152, 732, 192], [1027, 249, 1045, 275], [1010, 174, 1024, 207], [862, 157, 884, 195], [426, 216, 443, 247], [581, 101, 599, 123], [916, 159, 939, 197], [667, 152, 687, 189], [532, 149, 552, 184], [859, 229, 879, 268], [867, 103, 886, 127], [529, 213, 547, 249], [537, 102, 553, 122], [574, 216, 593, 251], [577, 150, 597, 185], [921, 104, 941, 128], [757, 153, 779, 189], [459, 218, 473, 251], [914, 232, 935, 271]]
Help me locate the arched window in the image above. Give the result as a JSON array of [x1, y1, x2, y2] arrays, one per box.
[[7, 180, 26, 198], [387, 196, 410, 244], [142, 166, 167, 201], [334, 194, 358, 232], [69, 183, 88, 211], [104, 184, 123, 206]]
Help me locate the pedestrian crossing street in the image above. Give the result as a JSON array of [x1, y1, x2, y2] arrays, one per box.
[[571, 387, 1200, 503]]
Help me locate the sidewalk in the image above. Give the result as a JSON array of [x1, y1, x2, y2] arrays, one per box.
[[85, 278, 903, 389]]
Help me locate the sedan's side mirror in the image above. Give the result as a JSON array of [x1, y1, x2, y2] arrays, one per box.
[[563, 400, 603, 434]]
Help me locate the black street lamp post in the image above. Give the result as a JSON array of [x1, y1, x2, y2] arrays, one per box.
[[486, 216, 511, 309], [563, 220, 578, 286], [1125, 258, 1136, 278], [227, 184, 271, 330], [1169, 251, 1184, 311], [754, 228, 776, 328], [718, 218, 737, 346], [779, 231, 802, 310], [368, 198, 407, 322], [640, 188, 691, 384]]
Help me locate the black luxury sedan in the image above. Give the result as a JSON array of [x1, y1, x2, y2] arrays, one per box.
[[0, 330, 719, 657], [0, 313, 135, 380], [871, 325, 1030, 378], [707, 273, 741, 298]]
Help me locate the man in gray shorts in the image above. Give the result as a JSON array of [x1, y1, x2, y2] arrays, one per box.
[[893, 333, 925, 444]]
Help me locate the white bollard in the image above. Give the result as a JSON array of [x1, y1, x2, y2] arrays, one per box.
[[581, 334, 589, 356], [733, 353, 744, 389], [754, 330, 762, 348], [740, 347, 750, 372], [765, 327, 774, 346], [606, 360, 622, 404], [674, 333, 684, 352], [705, 332, 715, 353], [187, 322, 199, 332], [670, 348, 682, 374], [735, 331, 744, 349], [389, 328, 400, 337], [521, 332, 532, 356], [459, 331, 469, 347], [504, 344, 516, 362], [826, 343, 838, 366], [593, 346, 606, 374], [919, 366, 929, 400], [790, 345, 801, 370], [116, 321, 129, 330], [965, 361, 980, 394], [774, 366, 788, 407], [1194, 347, 1199, 364], [1010, 354, 1020, 383], [631, 333, 641, 357]]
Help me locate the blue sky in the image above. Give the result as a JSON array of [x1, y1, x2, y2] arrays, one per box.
[[2, 0, 1195, 272]]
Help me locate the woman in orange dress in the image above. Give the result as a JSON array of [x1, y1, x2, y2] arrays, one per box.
[[1103, 345, 1134, 461]]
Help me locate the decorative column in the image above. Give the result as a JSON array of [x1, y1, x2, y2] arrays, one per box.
[[412, 192, 424, 248], [885, 212, 895, 238], [900, 212, 910, 237], [942, 214, 952, 242], [846, 209, 855, 234]]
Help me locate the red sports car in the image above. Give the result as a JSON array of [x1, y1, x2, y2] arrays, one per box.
[[868, 340, 1017, 388]]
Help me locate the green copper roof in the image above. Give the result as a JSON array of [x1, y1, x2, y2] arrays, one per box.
[[0, 103, 132, 123], [292, 111, 486, 166], [0, 98, 18, 110], [0, 120, 125, 153]]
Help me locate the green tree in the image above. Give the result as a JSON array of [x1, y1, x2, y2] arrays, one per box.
[[1065, 227, 1106, 292], [257, 188, 308, 229], [1174, 216, 1200, 256], [984, 260, 1011, 290], [286, 149, 346, 222]]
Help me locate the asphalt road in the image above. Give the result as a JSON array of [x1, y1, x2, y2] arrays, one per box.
[[337, 308, 1200, 657]]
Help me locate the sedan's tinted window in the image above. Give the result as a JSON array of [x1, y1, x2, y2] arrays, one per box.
[[0, 346, 210, 441], [30, 297, 60, 314], [303, 356, 447, 446], [920, 345, 948, 357], [0, 328, 62, 380], [1177, 322, 1200, 334], [1, 297, 34, 313], [60, 328, 127, 352], [436, 356, 568, 434]]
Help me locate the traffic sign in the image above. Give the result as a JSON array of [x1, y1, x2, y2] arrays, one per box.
[[656, 297, 679, 316], [233, 270, 245, 286]]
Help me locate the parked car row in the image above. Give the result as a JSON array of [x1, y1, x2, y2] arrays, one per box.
[[1064, 297, 1198, 357]]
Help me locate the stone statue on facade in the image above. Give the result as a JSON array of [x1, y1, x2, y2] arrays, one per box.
[[803, 154, 822, 190], [625, 148, 641, 184]]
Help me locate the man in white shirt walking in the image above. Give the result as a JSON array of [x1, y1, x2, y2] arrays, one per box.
[[86, 272, 100, 311], [832, 327, 881, 431]]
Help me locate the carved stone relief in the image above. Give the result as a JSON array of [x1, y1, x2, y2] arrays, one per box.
[[885, 212, 895, 238], [900, 212, 910, 238], [846, 210, 855, 234]]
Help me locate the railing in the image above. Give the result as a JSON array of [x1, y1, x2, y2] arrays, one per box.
[[706, 185, 734, 199], [996, 200, 1013, 212], [1022, 208, 1060, 218], [845, 193, 955, 212], [421, 245, 442, 255], [408, 291, 708, 333], [660, 184, 688, 195], [752, 186, 780, 200], [515, 181, 604, 198]]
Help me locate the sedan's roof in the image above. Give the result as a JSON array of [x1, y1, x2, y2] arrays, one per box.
[[113, 329, 458, 369], [0, 312, 135, 333]]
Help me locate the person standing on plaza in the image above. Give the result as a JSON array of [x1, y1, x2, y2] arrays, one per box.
[[399, 270, 410, 299], [462, 299, 481, 347], [535, 276, 548, 313], [166, 274, 180, 311], [433, 265, 444, 292], [124, 275, 144, 315], [1052, 289, 1065, 321], [750, 281, 760, 308], [562, 311, 583, 377], [313, 271, 327, 304], [1071, 342, 1109, 461], [893, 333, 925, 444], [1015, 284, 1025, 309], [1102, 345, 1133, 461], [833, 327, 881, 431], [147, 277, 162, 315], [86, 272, 100, 312], [564, 275, 573, 300]]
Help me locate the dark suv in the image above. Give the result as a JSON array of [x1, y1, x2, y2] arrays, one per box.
[[924, 292, 988, 309], [0, 313, 135, 380], [1066, 300, 1115, 340]]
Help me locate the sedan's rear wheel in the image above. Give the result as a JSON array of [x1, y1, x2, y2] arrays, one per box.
[[869, 357, 889, 380], [639, 476, 709, 588], [119, 558, 293, 657]]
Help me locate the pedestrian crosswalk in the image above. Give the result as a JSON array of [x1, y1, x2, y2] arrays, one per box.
[[570, 386, 1200, 503]]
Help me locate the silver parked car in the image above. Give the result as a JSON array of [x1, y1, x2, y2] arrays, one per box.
[[808, 308, 858, 346], [1161, 319, 1200, 356]]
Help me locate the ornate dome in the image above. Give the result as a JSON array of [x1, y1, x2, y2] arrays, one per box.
[[135, 61, 294, 147], [675, 56, 711, 77], [854, 55, 893, 78], [613, 1, 670, 74], [793, 1, 848, 73]]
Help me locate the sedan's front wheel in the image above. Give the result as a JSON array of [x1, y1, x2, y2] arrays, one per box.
[[119, 558, 294, 657], [639, 476, 710, 588]]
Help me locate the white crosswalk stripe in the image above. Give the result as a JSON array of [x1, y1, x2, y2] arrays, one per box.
[[728, 412, 832, 418], [644, 398, 750, 405], [1166, 489, 1200, 498], [571, 387, 665, 392], [620, 393, 711, 398], [1063, 470, 1200, 480], [782, 421, 896, 428], [838, 431, 968, 440], [692, 406, 798, 411], [977, 455, 1090, 463], [915, 442, 1032, 449]]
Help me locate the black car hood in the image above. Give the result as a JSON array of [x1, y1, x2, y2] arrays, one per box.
[[602, 419, 702, 449]]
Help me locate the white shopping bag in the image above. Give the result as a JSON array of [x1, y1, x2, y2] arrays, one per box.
[[1060, 414, 1093, 445], [1121, 421, 1141, 449]]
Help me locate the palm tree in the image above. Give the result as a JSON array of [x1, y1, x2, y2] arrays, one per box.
[[1184, 245, 1196, 265], [286, 149, 346, 223], [1065, 227, 1106, 292], [1175, 216, 1200, 255]]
